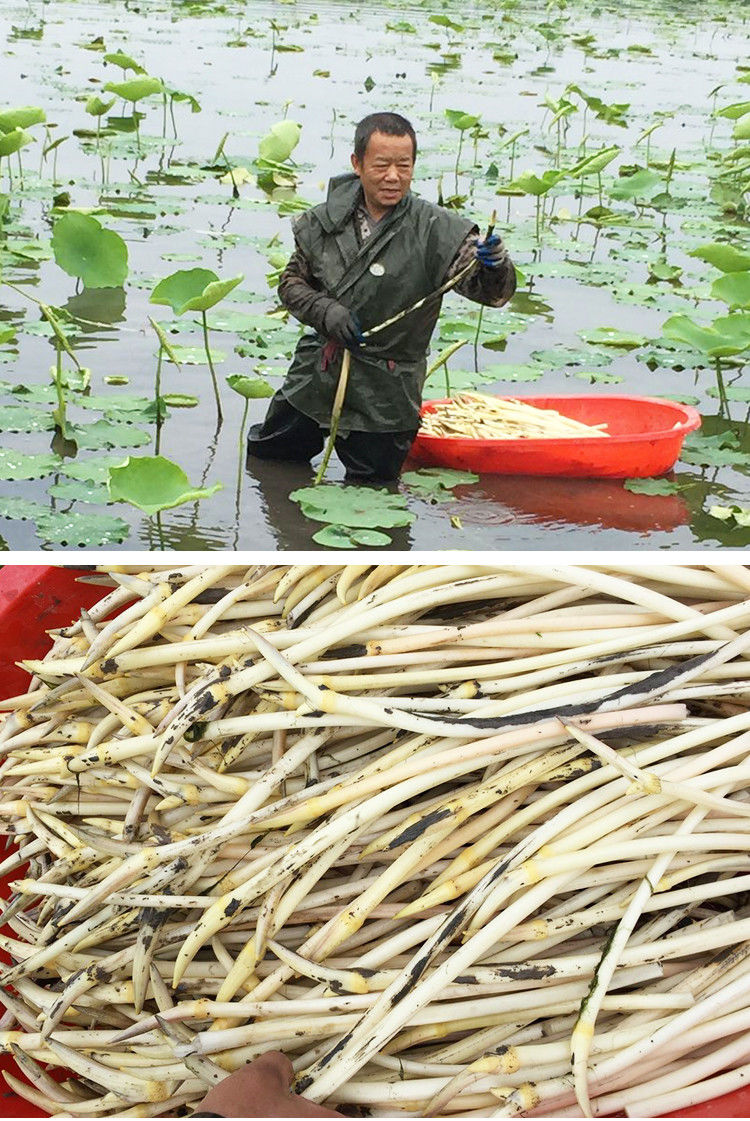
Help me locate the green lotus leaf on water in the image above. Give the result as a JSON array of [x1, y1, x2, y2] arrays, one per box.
[[226, 373, 274, 399], [258, 120, 301, 164], [48, 478, 111, 503], [103, 51, 147, 73], [290, 485, 415, 529], [662, 313, 750, 359], [680, 432, 750, 468], [86, 95, 116, 118], [0, 106, 45, 132], [689, 243, 750, 273], [51, 212, 128, 288], [579, 327, 647, 349], [108, 454, 222, 514], [0, 404, 56, 433], [103, 76, 164, 103], [623, 478, 684, 495], [401, 471, 478, 502], [710, 271, 750, 310], [0, 128, 34, 158], [69, 418, 151, 450], [150, 268, 244, 315], [311, 525, 393, 548], [0, 449, 62, 481], [60, 454, 129, 483], [0, 496, 129, 545]]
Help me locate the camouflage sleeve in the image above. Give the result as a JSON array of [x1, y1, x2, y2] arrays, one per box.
[[277, 242, 338, 336], [445, 230, 517, 307]]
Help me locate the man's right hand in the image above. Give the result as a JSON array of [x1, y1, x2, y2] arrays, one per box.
[[192, 1051, 343, 1117], [323, 303, 363, 349]]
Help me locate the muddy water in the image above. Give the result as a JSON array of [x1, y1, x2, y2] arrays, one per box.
[[0, 0, 748, 550]]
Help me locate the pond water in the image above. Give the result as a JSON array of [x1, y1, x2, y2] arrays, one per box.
[[1, 0, 749, 551]]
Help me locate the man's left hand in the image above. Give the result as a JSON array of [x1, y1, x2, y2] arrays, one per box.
[[475, 233, 508, 270]]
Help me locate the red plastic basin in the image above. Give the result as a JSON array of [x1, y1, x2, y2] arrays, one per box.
[[411, 395, 701, 478], [0, 565, 748, 1119]]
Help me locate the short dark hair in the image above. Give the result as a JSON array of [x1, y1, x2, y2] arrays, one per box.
[[353, 112, 417, 163]]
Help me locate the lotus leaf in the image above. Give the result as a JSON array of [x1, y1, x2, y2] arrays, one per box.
[[108, 454, 222, 514], [734, 113, 750, 140], [311, 525, 392, 548], [689, 243, 750, 273], [711, 271, 750, 309], [445, 109, 480, 131], [662, 313, 750, 359], [0, 404, 55, 433], [103, 52, 146, 73], [290, 485, 414, 529], [579, 327, 646, 349], [48, 478, 110, 503], [51, 212, 128, 288], [226, 374, 274, 399], [258, 120, 301, 164], [510, 169, 566, 196], [70, 418, 151, 450], [0, 128, 33, 158], [34, 508, 130, 547], [681, 432, 750, 468], [624, 478, 683, 495], [401, 468, 479, 500], [103, 77, 164, 103], [61, 454, 129, 483], [715, 100, 750, 120], [150, 269, 243, 315], [608, 168, 663, 201], [86, 95, 116, 118], [0, 449, 61, 481], [0, 107, 45, 132]]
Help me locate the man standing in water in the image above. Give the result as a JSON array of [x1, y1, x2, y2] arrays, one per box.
[[247, 111, 516, 482]]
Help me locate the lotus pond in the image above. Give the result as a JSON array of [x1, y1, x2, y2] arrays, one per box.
[[0, 0, 749, 551]]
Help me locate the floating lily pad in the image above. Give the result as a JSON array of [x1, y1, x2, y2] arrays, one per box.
[[579, 327, 646, 349], [165, 344, 227, 365], [401, 468, 479, 501], [681, 432, 750, 468], [35, 508, 131, 546], [47, 478, 110, 502], [290, 485, 414, 529], [60, 454, 129, 483], [0, 449, 61, 480], [0, 404, 55, 432], [108, 454, 222, 514], [689, 243, 750, 273], [311, 525, 392, 548], [69, 418, 151, 450], [623, 478, 683, 495]]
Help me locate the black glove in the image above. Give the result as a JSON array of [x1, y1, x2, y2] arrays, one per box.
[[475, 233, 508, 270], [323, 303, 363, 349]]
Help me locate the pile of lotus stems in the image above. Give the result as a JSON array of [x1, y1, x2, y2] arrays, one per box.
[[419, 394, 610, 440], [1, 563, 750, 1118]]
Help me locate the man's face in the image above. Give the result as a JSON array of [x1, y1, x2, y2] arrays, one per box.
[[351, 130, 415, 217]]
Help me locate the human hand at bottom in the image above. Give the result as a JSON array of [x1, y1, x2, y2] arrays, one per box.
[[193, 1051, 343, 1118]]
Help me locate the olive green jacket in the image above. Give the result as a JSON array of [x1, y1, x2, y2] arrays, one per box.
[[280, 174, 474, 434]]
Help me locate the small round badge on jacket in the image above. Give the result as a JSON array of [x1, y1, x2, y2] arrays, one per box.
[[369, 262, 385, 276]]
